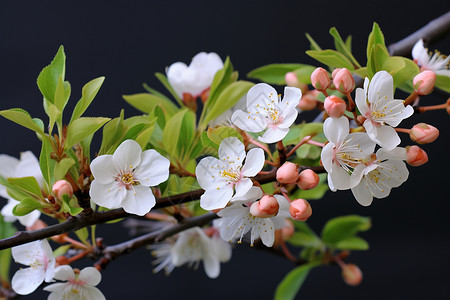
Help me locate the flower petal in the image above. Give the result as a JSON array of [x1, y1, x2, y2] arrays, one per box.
[[218, 137, 246, 166], [231, 110, 267, 132], [84, 286, 106, 300], [53, 265, 75, 281], [89, 155, 116, 184], [12, 240, 43, 265], [246, 83, 278, 112], [234, 178, 253, 198], [0, 154, 19, 178], [11, 267, 45, 295], [355, 87, 369, 115], [278, 106, 298, 129], [89, 180, 125, 209], [280, 86, 302, 110], [230, 186, 262, 203], [258, 126, 289, 144], [79, 267, 102, 286], [200, 185, 234, 210], [351, 181, 374, 206], [121, 185, 156, 216], [373, 125, 401, 150], [320, 143, 334, 173], [240, 148, 264, 177], [112, 140, 142, 173], [134, 149, 170, 187], [17, 209, 41, 227], [368, 71, 393, 104], [323, 116, 349, 145], [274, 194, 290, 218], [202, 252, 220, 279], [195, 157, 226, 190], [329, 164, 351, 190]]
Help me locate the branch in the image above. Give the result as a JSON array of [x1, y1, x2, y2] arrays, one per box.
[[387, 11, 450, 57], [94, 213, 218, 269]]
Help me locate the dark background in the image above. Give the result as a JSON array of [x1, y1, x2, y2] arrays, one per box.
[[1, 1, 449, 299]]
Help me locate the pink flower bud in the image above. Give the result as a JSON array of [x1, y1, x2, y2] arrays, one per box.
[[285, 72, 299, 87], [52, 180, 74, 200], [297, 169, 320, 190], [409, 123, 439, 144], [250, 195, 279, 218], [324, 95, 347, 118], [333, 68, 355, 94], [281, 219, 295, 240], [342, 264, 363, 286], [298, 92, 318, 111], [406, 145, 428, 166], [413, 70, 436, 95], [331, 68, 341, 79], [311, 67, 331, 91], [289, 199, 312, 221], [26, 219, 47, 231], [276, 162, 299, 184]]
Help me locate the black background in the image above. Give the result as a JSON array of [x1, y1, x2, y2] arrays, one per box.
[[1, 1, 449, 299]]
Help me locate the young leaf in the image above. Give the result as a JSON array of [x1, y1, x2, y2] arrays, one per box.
[[382, 56, 419, 86], [0, 216, 16, 284], [306, 50, 355, 70], [0, 108, 45, 134], [321, 215, 371, 245], [247, 64, 314, 85], [99, 111, 126, 155], [54, 157, 75, 181], [122, 93, 178, 116], [435, 74, 450, 93], [162, 109, 188, 159], [12, 197, 43, 216], [206, 126, 243, 146], [7, 177, 44, 200], [37, 45, 66, 104], [329, 27, 361, 68], [40, 137, 56, 187], [288, 232, 322, 248], [305, 33, 322, 51], [154, 72, 183, 106], [70, 77, 105, 123], [275, 263, 319, 300], [65, 117, 110, 149], [335, 236, 369, 250]]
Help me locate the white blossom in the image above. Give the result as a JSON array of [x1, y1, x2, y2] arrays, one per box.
[[195, 137, 264, 210], [216, 187, 290, 247], [151, 227, 231, 279], [321, 117, 376, 191], [11, 239, 55, 295], [89, 139, 170, 216], [412, 39, 450, 77], [355, 71, 414, 150], [350, 147, 409, 206], [231, 83, 301, 143], [167, 52, 224, 99], [0, 151, 43, 227], [43, 265, 105, 300]]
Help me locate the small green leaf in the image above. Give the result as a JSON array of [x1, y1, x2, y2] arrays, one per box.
[[354, 67, 369, 78], [335, 236, 369, 250], [321, 215, 371, 245], [54, 157, 75, 181], [7, 177, 44, 200], [275, 263, 319, 300], [0, 108, 45, 134], [65, 117, 110, 149], [40, 137, 55, 187], [99, 111, 126, 155], [306, 50, 355, 70], [293, 183, 329, 200], [288, 232, 322, 248], [296, 144, 321, 160], [53, 244, 72, 257], [74, 228, 89, 244], [206, 126, 243, 146], [0, 215, 16, 284], [162, 109, 188, 159], [70, 77, 105, 123], [12, 198, 43, 216], [37, 45, 66, 104], [329, 27, 361, 68], [293, 65, 317, 84], [154, 72, 182, 106], [122, 93, 178, 116], [382, 57, 419, 87], [305, 33, 322, 51], [247, 64, 314, 85], [435, 74, 450, 93], [54, 75, 71, 113]]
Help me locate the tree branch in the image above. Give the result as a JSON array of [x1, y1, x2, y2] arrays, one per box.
[[387, 11, 450, 57]]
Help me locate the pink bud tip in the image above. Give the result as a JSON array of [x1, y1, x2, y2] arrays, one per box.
[[285, 72, 299, 87], [406, 145, 428, 166], [289, 199, 312, 221], [298, 92, 318, 111], [52, 180, 74, 200], [342, 264, 363, 286], [311, 67, 331, 91], [333, 68, 355, 94], [324, 95, 347, 118], [409, 123, 439, 144], [276, 162, 299, 184], [331, 68, 342, 79], [297, 169, 320, 190], [250, 195, 280, 218], [413, 70, 436, 95]]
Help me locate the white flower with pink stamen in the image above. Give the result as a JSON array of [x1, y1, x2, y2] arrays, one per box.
[[355, 71, 414, 150], [11, 239, 55, 295], [44, 265, 105, 300], [350, 147, 409, 206], [89, 139, 170, 216], [231, 83, 302, 143], [196, 137, 264, 210], [321, 117, 376, 191]]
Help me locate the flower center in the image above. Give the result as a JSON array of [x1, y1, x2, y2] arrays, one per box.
[[371, 110, 386, 119], [121, 173, 134, 184], [367, 169, 381, 183], [221, 170, 240, 181]]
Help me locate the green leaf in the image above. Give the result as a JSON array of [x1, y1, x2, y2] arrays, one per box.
[[321, 215, 371, 245], [0, 215, 16, 284], [74, 228, 89, 244], [335, 236, 369, 250], [206, 126, 243, 146], [305, 33, 322, 51], [0, 108, 45, 134], [382, 56, 419, 87], [154, 72, 182, 106], [299, 122, 323, 140], [162, 109, 188, 159], [247, 64, 314, 85], [122, 93, 178, 116], [296, 144, 321, 160], [54, 157, 75, 181], [40, 137, 55, 187], [200, 131, 220, 154], [202, 81, 253, 126], [367, 23, 388, 77], [53, 244, 72, 257], [354, 67, 369, 78], [329, 27, 361, 68], [435, 74, 450, 93], [293, 65, 317, 84], [275, 263, 318, 300], [54, 76, 71, 114], [8, 177, 44, 200], [177, 109, 197, 159], [99, 111, 126, 155], [306, 50, 355, 70], [12, 197, 43, 216], [288, 232, 322, 248], [37, 45, 66, 104], [293, 183, 329, 200], [70, 77, 105, 123], [65, 117, 110, 149]]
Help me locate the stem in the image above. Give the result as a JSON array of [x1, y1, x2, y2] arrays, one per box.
[[395, 128, 411, 134], [417, 103, 448, 112], [280, 240, 298, 263], [248, 136, 274, 161], [286, 135, 312, 157], [307, 140, 325, 148], [404, 91, 419, 106], [277, 140, 286, 165]]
